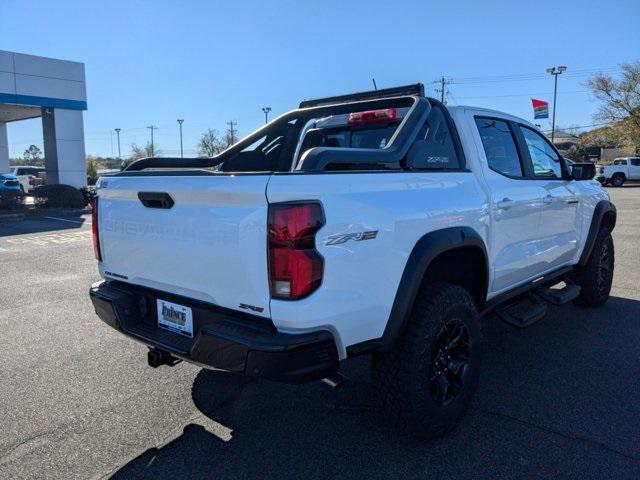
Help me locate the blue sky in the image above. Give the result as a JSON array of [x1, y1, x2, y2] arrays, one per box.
[[1, 0, 639, 158]]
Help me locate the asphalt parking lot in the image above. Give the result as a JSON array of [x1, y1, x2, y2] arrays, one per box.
[[1, 188, 639, 479]]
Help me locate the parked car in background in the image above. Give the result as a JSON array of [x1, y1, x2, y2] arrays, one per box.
[[9, 166, 45, 193], [0, 173, 21, 193], [596, 157, 640, 187]]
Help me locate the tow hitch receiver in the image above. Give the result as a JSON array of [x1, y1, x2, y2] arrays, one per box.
[[147, 348, 182, 368]]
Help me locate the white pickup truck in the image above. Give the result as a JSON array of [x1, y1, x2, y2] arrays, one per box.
[[596, 157, 640, 187], [90, 84, 616, 439]]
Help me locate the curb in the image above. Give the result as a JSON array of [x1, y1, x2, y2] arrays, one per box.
[[0, 207, 91, 223]]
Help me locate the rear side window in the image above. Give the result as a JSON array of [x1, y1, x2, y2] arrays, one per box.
[[405, 106, 460, 170], [520, 126, 562, 178], [629, 159, 640, 166], [475, 118, 522, 177], [613, 159, 627, 165], [218, 120, 297, 172]]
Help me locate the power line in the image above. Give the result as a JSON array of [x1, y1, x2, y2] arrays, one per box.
[[540, 121, 615, 134], [455, 89, 588, 100], [450, 66, 621, 85]]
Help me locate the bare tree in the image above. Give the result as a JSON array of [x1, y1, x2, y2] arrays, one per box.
[[588, 62, 640, 152], [120, 142, 160, 169], [197, 129, 228, 157]]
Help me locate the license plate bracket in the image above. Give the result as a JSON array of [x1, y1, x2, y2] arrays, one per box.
[[156, 299, 194, 338]]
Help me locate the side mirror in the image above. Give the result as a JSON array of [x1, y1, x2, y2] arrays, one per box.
[[571, 162, 596, 181]]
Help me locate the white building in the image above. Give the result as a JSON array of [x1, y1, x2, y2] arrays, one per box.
[[0, 50, 87, 187]]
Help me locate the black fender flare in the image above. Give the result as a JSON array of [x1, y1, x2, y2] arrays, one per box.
[[379, 227, 488, 352], [578, 200, 617, 267]]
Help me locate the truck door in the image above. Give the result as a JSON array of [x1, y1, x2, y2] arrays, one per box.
[[629, 158, 640, 180], [516, 125, 581, 270], [470, 114, 545, 294]]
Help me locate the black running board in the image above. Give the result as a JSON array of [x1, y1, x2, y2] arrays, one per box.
[[535, 282, 581, 305], [496, 296, 547, 328]]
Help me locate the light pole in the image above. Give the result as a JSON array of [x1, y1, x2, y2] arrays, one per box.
[[147, 125, 157, 157], [546, 65, 567, 144], [114, 128, 121, 159], [177, 119, 184, 158], [262, 107, 272, 124]]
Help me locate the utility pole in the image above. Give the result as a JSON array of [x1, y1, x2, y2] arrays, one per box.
[[177, 119, 184, 158], [114, 128, 121, 159], [435, 76, 451, 104], [261, 107, 271, 124], [546, 65, 567, 144], [226, 120, 237, 145], [372, 78, 378, 90], [147, 125, 158, 157]]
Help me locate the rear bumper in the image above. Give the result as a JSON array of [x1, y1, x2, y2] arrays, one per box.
[[89, 281, 339, 383]]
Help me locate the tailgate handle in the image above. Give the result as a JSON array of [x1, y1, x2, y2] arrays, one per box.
[[137, 192, 174, 209]]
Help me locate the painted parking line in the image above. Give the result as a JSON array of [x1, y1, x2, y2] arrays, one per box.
[[43, 216, 91, 225], [4, 230, 93, 247]]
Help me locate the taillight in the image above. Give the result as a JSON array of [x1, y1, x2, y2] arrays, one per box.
[[599, 167, 604, 174], [268, 202, 324, 300], [348, 108, 397, 126], [92, 197, 101, 261], [28, 175, 35, 185]]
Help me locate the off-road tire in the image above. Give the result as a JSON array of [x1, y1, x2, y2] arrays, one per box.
[[611, 174, 625, 187], [372, 282, 481, 440], [572, 227, 614, 307]]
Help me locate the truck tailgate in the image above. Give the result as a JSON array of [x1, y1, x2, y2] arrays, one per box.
[[97, 174, 271, 318]]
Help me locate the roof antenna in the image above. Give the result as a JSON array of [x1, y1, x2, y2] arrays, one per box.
[[372, 78, 378, 90]]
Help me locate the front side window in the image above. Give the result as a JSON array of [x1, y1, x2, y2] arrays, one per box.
[[475, 118, 522, 177], [520, 126, 562, 178]]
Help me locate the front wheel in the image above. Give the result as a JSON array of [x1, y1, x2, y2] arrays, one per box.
[[572, 228, 614, 307], [372, 282, 481, 440], [611, 174, 625, 187]]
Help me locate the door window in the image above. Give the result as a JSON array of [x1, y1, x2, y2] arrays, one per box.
[[475, 118, 523, 177], [520, 126, 562, 178], [630, 158, 640, 166]]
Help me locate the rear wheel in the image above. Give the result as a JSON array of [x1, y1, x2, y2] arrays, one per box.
[[611, 174, 625, 187], [372, 282, 481, 440], [572, 228, 614, 307]]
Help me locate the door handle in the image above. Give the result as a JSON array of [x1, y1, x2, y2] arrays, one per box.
[[138, 191, 174, 209], [497, 198, 515, 210], [567, 198, 579, 204], [543, 195, 553, 205]]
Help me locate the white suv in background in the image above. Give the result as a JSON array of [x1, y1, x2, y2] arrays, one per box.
[[9, 166, 45, 193]]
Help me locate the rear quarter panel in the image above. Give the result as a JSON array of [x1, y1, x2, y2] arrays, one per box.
[[267, 172, 488, 356]]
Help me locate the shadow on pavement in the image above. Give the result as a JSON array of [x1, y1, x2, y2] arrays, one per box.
[[0, 209, 90, 237], [110, 296, 640, 479]]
